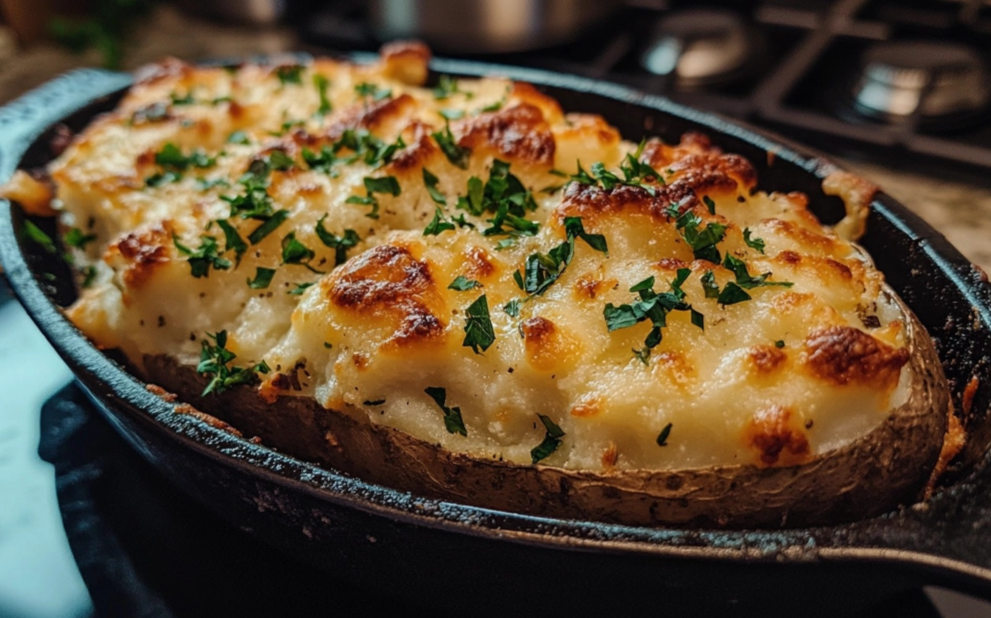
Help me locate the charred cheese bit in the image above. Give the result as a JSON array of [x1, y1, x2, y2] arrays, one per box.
[[23, 44, 915, 472], [745, 405, 812, 467]]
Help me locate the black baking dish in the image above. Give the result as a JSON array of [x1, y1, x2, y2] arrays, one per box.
[[2, 57, 991, 617]]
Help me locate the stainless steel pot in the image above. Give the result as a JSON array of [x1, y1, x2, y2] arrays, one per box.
[[368, 0, 623, 53]]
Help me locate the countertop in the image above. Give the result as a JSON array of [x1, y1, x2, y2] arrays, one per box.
[[0, 6, 989, 270]]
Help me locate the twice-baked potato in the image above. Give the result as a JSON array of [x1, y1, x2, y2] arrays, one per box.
[[6, 43, 955, 527]]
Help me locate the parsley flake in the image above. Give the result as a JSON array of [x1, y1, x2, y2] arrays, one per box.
[[275, 65, 304, 86], [281, 232, 322, 272], [247, 210, 290, 245], [422, 167, 447, 205], [354, 82, 391, 101], [656, 423, 673, 446], [247, 267, 276, 289], [424, 387, 467, 436], [22, 220, 56, 254], [463, 294, 495, 354], [363, 399, 386, 406], [515, 217, 607, 297], [775, 340, 785, 348], [531, 414, 565, 464], [315, 216, 360, 266], [503, 298, 521, 318], [423, 207, 457, 236], [744, 228, 766, 254], [288, 281, 315, 295], [215, 219, 248, 264], [603, 273, 704, 364], [64, 227, 97, 249], [432, 121, 470, 169], [313, 74, 332, 116], [197, 330, 270, 396], [173, 234, 231, 278], [448, 276, 482, 291]]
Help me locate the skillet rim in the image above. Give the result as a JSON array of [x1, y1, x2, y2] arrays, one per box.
[[1, 53, 989, 574]]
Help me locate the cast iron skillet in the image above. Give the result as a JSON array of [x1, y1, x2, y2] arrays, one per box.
[[2, 57, 991, 617]]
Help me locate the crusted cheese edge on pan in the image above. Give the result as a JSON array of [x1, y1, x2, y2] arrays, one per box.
[[35, 42, 911, 471]]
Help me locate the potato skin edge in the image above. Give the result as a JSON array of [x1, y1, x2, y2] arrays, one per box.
[[142, 293, 948, 529]]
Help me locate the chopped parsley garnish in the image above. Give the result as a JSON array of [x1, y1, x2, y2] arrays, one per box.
[[215, 219, 247, 264], [275, 64, 304, 86], [744, 228, 766, 254], [315, 216, 360, 266], [477, 98, 504, 114], [146, 170, 183, 187], [363, 399, 386, 406], [703, 195, 716, 214], [154, 142, 216, 171], [450, 160, 539, 240], [131, 102, 168, 124], [700, 271, 720, 299], [432, 121, 470, 170], [227, 130, 251, 145], [722, 254, 793, 291], [513, 217, 607, 297], [346, 175, 401, 219], [354, 82, 391, 101], [424, 387, 467, 436], [197, 330, 270, 396], [64, 227, 97, 249], [170, 91, 195, 105], [503, 298, 521, 318], [313, 74, 332, 116], [569, 141, 665, 196], [247, 266, 276, 289], [775, 340, 785, 348], [302, 129, 404, 174], [268, 150, 295, 171], [656, 423, 672, 446], [448, 276, 482, 291], [602, 271, 703, 364], [462, 294, 495, 354], [280, 232, 322, 272], [173, 234, 230, 278], [80, 265, 98, 288], [665, 204, 727, 263], [422, 167, 446, 205], [432, 75, 471, 100], [439, 108, 464, 121], [223, 156, 285, 220], [22, 220, 56, 254], [717, 282, 751, 306], [531, 414, 564, 464], [246, 209, 290, 245], [288, 281, 315, 295], [196, 177, 230, 190], [423, 207, 456, 236]]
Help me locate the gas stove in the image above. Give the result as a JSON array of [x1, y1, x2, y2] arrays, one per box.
[[301, 0, 991, 181]]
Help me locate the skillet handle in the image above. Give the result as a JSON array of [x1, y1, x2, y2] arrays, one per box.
[[0, 68, 132, 177]]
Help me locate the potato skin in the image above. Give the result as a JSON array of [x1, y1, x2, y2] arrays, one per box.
[[142, 291, 948, 529]]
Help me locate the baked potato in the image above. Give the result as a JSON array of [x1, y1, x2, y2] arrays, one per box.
[[5, 42, 955, 527]]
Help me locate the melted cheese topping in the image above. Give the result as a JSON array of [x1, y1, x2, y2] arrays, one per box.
[[41, 43, 911, 471]]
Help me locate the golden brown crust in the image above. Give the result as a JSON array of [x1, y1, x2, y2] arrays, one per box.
[[326, 244, 447, 348], [744, 406, 811, 467], [454, 104, 555, 167], [802, 325, 909, 389]]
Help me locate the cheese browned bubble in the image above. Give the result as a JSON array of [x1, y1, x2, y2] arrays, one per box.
[[40, 43, 911, 472]]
